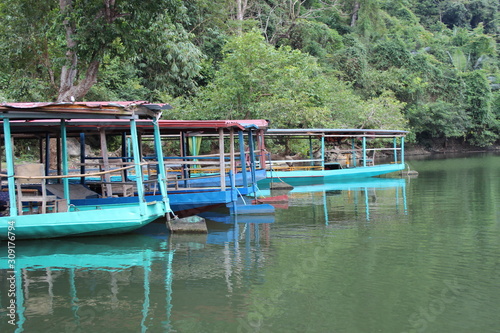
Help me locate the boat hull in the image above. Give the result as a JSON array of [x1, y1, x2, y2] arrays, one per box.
[[71, 188, 239, 215], [259, 163, 406, 186], [0, 202, 167, 240], [173, 169, 266, 189]]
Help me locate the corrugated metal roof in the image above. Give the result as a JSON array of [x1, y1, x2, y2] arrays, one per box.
[[157, 119, 269, 131], [265, 128, 408, 136], [4, 118, 269, 136], [0, 101, 171, 120]]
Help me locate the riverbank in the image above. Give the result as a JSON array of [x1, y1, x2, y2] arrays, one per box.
[[406, 142, 500, 156]]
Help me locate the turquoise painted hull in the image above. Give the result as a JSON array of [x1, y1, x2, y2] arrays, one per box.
[[259, 163, 406, 187], [0, 202, 167, 240]]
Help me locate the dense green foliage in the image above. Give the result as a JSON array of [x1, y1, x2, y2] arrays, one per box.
[[0, 0, 499, 147]]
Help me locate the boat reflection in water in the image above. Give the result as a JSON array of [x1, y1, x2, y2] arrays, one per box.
[[255, 177, 407, 223], [0, 234, 174, 332], [0, 215, 271, 333], [0, 178, 405, 332], [199, 210, 274, 245]]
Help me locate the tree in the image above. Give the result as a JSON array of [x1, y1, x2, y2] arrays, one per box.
[[174, 30, 406, 132], [0, 0, 202, 102], [183, 30, 334, 125], [277, 19, 343, 60], [251, 0, 340, 45], [407, 101, 469, 145], [345, 0, 387, 39], [460, 70, 497, 146]]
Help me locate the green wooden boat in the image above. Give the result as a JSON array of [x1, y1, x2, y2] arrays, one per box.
[[2, 201, 167, 239], [0, 101, 172, 240], [260, 128, 408, 186]]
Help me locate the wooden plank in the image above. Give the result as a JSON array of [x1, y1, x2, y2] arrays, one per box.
[[100, 128, 113, 197]]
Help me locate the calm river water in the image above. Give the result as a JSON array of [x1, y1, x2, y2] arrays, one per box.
[[1, 153, 499, 333]]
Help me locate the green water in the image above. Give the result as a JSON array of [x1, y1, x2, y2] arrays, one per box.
[[1, 153, 499, 333]]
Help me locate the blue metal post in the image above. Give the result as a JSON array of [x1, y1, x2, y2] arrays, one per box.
[[56, 136, 61, 181], [321, 135, 325, 169], [393, 137, 397, 164], [45, 133, 51, 176], [122, 132, 128, 181], [352, 138, 356, 167], [127, 137, 132, 158], [153, 119, 170, 211], [3, 118, 18, 216], [309, 136, 314, 166], [362, 137, 366, 167], [401, 137, 405, 165], [238, 131, 248, 189], [181, 131, 188, 186], [218, 128, 226, 189], [248, 130, 256, 189], [80, 133, 85, 184], [61, 119, 70, 204], [229, 170, 236, 207], [39, 137, 43, 164], [130, 118, 146, 214]]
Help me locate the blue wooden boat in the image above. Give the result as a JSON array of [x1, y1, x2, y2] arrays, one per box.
[[154, 119, 269, 197], [259, 128, 408, 186], [62, 119, 271, 215], [0, 101, 172, 240]]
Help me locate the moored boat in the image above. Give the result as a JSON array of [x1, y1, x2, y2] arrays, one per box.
[[0, 101, 172, 240], [62, 118, 271, 215], [259, 128, 408, 186]]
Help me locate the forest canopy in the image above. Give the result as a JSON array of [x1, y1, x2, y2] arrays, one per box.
[[0, 0, 499, 147]]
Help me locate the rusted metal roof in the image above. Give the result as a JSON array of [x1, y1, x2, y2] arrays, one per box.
[[265, 128, 408, 137], [0, 101, 171, 120], [3, 118, 269, 136], [157, 119, 269, 132]]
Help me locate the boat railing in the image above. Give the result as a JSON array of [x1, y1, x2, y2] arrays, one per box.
[[8, 164, 138, 181], [142, 147, 267, 191], [144, 160, 229, 191], [1, 163, 149, 214], [263, 144, 403, 171], [74, 161, 143, 198], [165, 173, 227, 191], [264, 159, 324, 171], [154, 153, 255, 176], [341, 147, 404, 167]]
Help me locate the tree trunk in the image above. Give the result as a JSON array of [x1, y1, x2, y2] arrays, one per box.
[[57, 0, 101, 102], [235, 0, 249, 35], [351, 1, 360, 27], [236, 0, 248, 21], [57, 61, 100, 102]]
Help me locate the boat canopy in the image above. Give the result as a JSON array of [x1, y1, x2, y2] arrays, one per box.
[[0, 101, 171, 120], [265, 128, 408, 137], [157, 119, 269, 132], [2, 118, 269, 136]]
